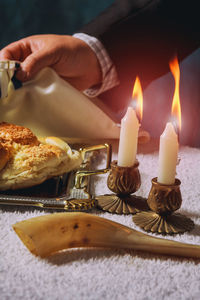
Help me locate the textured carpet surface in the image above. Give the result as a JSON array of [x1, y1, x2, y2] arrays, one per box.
[[1, 143, 200, 300]]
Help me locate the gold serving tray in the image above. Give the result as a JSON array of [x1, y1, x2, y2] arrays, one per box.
[[0, 144, 111, 211]]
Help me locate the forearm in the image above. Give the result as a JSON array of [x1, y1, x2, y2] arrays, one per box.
[[80, 0, 200, 113], [82, 0, 200, 82]]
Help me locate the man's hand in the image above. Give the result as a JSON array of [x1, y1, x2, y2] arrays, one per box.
[[0, 34, 102, 91]]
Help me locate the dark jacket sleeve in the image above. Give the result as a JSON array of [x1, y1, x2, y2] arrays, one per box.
[[81, 0, 200, 115]]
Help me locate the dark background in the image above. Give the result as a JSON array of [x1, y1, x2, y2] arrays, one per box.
[[0, 0, 200, 146], [0, 0, 113, 48]]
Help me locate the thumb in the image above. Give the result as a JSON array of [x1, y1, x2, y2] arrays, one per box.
[[16, 49, 55, 81]]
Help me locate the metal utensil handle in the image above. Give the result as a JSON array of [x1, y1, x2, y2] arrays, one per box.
[[75, 143, 112, 189]]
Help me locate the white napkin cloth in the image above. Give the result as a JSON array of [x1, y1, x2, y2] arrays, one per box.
[[0, 67, 120, 139]]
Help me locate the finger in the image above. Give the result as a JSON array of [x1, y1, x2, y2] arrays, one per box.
[[0, 40, 32, 61], [16, 49, 56, 81]]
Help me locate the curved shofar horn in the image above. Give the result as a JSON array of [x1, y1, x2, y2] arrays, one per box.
[[12, 212, 200, 258]]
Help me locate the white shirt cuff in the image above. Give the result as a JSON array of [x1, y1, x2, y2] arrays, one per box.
[[73, 33, 119, 97]]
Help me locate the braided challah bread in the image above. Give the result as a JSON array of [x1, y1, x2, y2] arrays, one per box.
[[0, 122, 82, 190]]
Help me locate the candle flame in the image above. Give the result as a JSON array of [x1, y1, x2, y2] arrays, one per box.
[[169, 56, 182, 131], [132, 76, 143, 123]]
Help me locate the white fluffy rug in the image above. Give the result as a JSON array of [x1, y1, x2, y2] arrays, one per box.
[[1, 143, 200, 300]]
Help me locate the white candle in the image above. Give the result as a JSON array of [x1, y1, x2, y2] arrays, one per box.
[[157, 122, 178, 185], [118, 107, 139, 167]]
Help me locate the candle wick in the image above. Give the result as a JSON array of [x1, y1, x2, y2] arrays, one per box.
[[130, 99, 141, 124], [169, 116, 180, 139]]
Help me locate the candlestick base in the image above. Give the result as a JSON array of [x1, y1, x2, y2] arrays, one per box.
[[132, 177, 194, 234], [96, 160, 145, 214], [132, 211, 194, 234], [96, 194, 149, 215]]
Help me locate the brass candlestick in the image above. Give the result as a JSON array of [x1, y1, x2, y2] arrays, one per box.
[[107, 160, 141, 195], [96, 160, 149, 214], [132, 177, 194, 234]]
